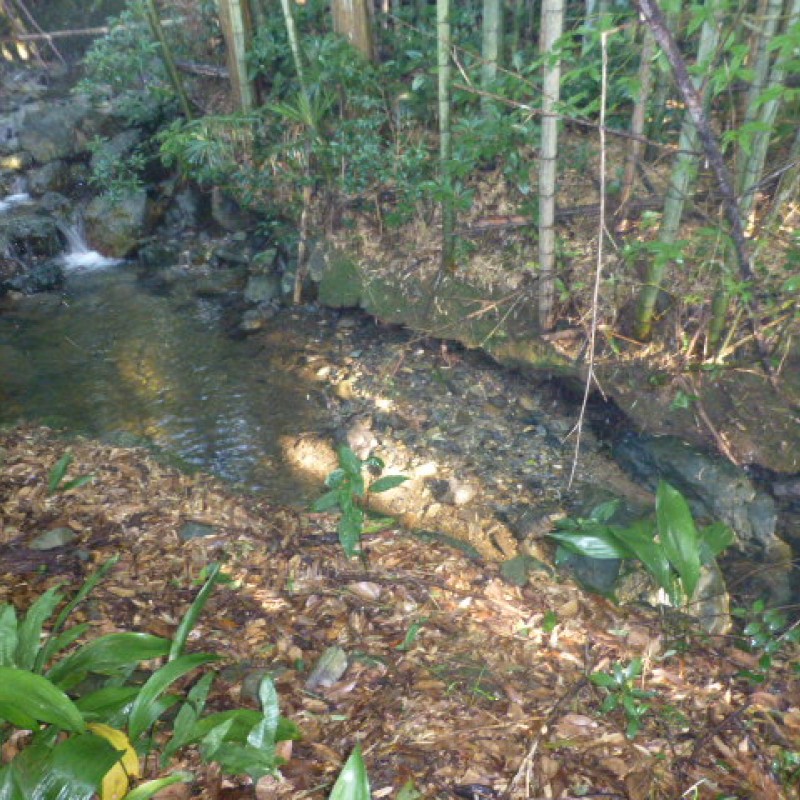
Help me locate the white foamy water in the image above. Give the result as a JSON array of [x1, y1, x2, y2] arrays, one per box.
[[0, 192, 32, 212], [59, 221, 122, 270]]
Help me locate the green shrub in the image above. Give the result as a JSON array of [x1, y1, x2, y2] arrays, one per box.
[[549, 481, 734, 608], [0, 560, 300, 799]]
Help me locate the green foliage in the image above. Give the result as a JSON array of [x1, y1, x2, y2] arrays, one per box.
[[549, 482, 734, 608], [47, 452, 93, 495], [590, 657, 655, 739], [76, 1, 176, 125], [0, 560, 300, 798], [732, 599, 800, 684], [313, 445, 407, 560], [329, 744, 371, 800], [87, 136, 147, 200]]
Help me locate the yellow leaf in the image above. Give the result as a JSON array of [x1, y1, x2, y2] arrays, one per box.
[[88, 723, 140, 800]]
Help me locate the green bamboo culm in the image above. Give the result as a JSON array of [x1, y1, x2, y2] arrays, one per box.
[[142, 0, 193, 120], [633, 0, 721, 341], [437, 0, 455, 272]]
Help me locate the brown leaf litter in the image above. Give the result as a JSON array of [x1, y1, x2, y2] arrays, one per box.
[[1, 425, 799, 799]]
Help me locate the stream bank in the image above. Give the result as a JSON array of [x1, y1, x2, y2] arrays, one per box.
[[0, 59, 797, 619]]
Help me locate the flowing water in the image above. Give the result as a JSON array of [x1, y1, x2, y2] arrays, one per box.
[[0, 261, 329, 504]]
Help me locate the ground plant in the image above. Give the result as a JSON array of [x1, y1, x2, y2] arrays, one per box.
[[313, 445, 408, 559], [549, 481, 734, 608], [0, 560, 300, 799]]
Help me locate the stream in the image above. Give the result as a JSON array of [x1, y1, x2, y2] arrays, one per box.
[[0, 257, 331, 504]]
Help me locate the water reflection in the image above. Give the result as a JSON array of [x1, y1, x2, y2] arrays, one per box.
[[0, 267, 327, 503]]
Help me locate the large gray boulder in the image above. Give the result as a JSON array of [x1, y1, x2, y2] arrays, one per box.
[[18, 102, 90, 163], [613, 433, 780, 557], [83, 189, 149, 257]]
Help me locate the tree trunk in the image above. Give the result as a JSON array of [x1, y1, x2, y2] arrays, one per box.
[[481, 0, 502, 115], [437, 0, 455, 271], [331, 0, 376, 61], [634, 0, 774, 376], [537, 0, 564, 331], [633, 0, 721, 341], [738, 0, 800, 222], [143, 0, 193, 119], [617, 26, 655, 214], [217, 0, 256, 111]]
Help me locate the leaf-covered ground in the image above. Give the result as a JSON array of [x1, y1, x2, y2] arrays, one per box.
[[1, 425, 799, 799]]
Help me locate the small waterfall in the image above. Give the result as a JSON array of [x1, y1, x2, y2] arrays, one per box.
[[0, 191, 32, 213], [58, 217, 121, 270]]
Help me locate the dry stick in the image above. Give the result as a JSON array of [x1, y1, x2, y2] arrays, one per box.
[[567, 28, 611, 489], [11, 0, 66, 64], [633, 0, 778, 387]]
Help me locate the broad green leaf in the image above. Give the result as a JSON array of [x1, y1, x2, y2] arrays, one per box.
[[128, 653, 218, 741], [123, 773, 194, 800], [75, 686, 140, 722], [611, 520, 676, 603], [162, 673, 214, 766], [368, 475, 408, 494], [338, 509, 363, 560], [589, 499, 621, 523], [0, 606, 18, 667], [203, 742, 277, 780], [329, 744, 370, 800], [48, 732, 120, 800], [248, 677, 279, 749], [699, 522, 735, 562], [0, 667, 86, 732], [180, 710, 301, 748], [199, 718, 235, 760], [338, 446, 363, 480], [47, 633, 171, 688], [16, 586, 63, 671], [48, 453, 73, 493], [325, 469, 346, 489], [312, 490, 340, 512], [656, 482, 701, 599], [548, 527, 631, 560], [589, 672, 616, 688], [170, 563, 221, 661]]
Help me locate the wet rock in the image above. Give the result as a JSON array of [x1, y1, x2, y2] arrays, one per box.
[[89, 129, 142, 175], [613, 433, 781, 557], [179, 521, 216, 541], [0, 210, 63, 261], [305, 646, 348, 691], [211, 187, 252, 231], [5, 259, 64, 294], [84, 188, 148, 257], [27, 160, 70, 195], [29, 527, 77, 550], [244, 273, 281, 305], [18, 101, 88, 163], [312, 242, 362, 309]]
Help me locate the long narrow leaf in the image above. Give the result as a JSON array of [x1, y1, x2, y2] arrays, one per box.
[[161, 673, 214, 765], [0, 667, 86, 732], [656, 482, 701, 599], [47, 633, 171, 689], [128, 653, 219, 741], [699, 522, 735, 562], [16, 586, 63, 671], [0, 606, 18, 668], [169, 564, 221, 661], [610, 520, 676, 603], [123, 773, 194, 800], [548, 526, 632, 560], [368, 475, 408, 494], [247, 677, 279, 749], [329, 744, 371, 800], [48, 453, 73, 493]]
